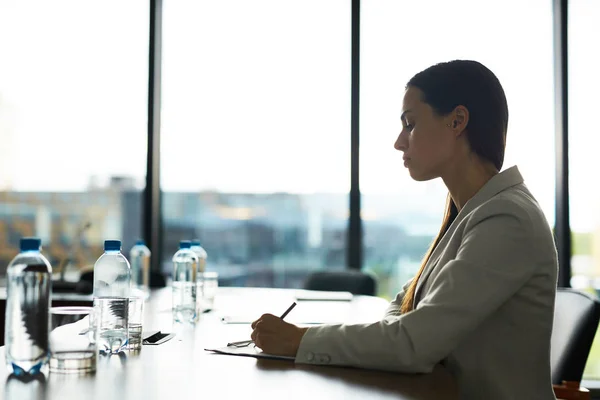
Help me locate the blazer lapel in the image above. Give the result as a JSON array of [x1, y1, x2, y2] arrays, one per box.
[[411, 166, 525, 308], [412, 219, 456, 308]]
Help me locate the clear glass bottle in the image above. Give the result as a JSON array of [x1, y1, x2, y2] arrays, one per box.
[[190, 239, 207, 274], [92, 240, 131, 354], [172, 240, 198, 323], [191, 239, 208, 312], [129, 239, 151, 297], [4, 237, 52, 376]]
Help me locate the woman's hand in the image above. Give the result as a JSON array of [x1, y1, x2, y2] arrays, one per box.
[[250, 314, 308, 357]]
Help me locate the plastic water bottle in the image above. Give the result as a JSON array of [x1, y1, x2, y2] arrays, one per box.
[[172, 240, 198, 323], [93, 240, 131, 353], [190, 239, 207, 274], [4, 237, 52, 375], [191, 239, 209, 311], [129, 239, 151, 297]]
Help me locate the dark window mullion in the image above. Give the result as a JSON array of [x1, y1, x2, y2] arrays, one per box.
[[553, 0, 570, 287], [348, 0, 361, 270], [144, 0, 163, 281]]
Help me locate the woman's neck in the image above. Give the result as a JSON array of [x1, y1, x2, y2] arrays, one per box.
[[442, 156, 498, 211]]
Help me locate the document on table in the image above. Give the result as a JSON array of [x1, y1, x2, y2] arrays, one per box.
[[220, 315, 332, 324], [204, 344, 295, 361], [294, 290, 353, 302]]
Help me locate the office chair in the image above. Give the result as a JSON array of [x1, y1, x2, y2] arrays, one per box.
[[551, 288, 600, 385], [303, 270, 377, 296]]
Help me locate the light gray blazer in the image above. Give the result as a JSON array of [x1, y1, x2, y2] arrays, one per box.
[[296, 166, 558, 400]]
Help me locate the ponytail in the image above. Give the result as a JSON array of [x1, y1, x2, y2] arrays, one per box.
[[400, 194, 458, 314]]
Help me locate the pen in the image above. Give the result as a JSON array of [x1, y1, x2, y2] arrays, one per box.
[[227, 301, 297, 347], [279, 301, 297, 320]]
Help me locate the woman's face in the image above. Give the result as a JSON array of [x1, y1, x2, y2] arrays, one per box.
[[394, 86, 457, 181]]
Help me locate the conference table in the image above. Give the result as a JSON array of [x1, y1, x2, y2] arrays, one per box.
[[0, 287, 458, 399]]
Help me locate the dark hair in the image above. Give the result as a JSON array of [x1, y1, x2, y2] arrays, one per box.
[[400, 60, 509, 314]]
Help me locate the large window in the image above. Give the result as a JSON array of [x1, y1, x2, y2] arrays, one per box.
[[161, 0, 351, 287], [568, 0, 600, 380], [361, 0, 555, 299], [0, 1, 148, 281]]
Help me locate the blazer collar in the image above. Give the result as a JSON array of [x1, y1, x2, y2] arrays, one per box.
[[458, 165, 524, 219], [413, 165, 524, 306]]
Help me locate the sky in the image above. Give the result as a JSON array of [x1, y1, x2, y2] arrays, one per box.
[[1, 0, 599, 231]]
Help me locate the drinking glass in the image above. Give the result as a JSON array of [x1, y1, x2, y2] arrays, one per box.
[[128, 291, 144, 351], [49, 306, 97, 373]]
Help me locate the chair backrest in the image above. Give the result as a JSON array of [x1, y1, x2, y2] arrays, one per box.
[[303, 270, 377, 296], [551, 288, 600, 384]]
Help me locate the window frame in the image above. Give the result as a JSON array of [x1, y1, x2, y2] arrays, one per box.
[[144, 0, 572, 286]]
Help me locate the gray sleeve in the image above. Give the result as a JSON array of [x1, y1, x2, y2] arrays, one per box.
[[295, 207, 537, 373]]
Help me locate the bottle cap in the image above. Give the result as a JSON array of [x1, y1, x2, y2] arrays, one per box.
[[20, 237, 41, 251], [191, 239, 201, 247], [104, 240, 122, 251], [179, 240, 191, 249], [135, 239, 146, 246]]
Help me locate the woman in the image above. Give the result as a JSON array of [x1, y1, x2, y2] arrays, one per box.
[[250, 60, 558, 399]]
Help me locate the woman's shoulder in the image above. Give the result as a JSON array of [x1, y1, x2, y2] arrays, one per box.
[[460, 184, 557, 263], [466, 183, 550, 232]]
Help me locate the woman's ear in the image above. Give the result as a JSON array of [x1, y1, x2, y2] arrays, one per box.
[[451, 106, 469, 135]]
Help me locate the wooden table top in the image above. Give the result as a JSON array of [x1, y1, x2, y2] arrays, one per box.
[[0, 287, 458, 399]]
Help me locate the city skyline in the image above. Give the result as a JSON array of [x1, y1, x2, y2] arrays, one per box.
[[0, 186, 434, 297]]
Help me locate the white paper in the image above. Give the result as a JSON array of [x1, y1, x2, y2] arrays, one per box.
[[294, 290, 353, 302], [204, 345, 295, 361]]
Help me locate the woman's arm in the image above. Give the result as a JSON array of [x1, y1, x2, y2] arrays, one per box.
[[296, 205, 541, 373]]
